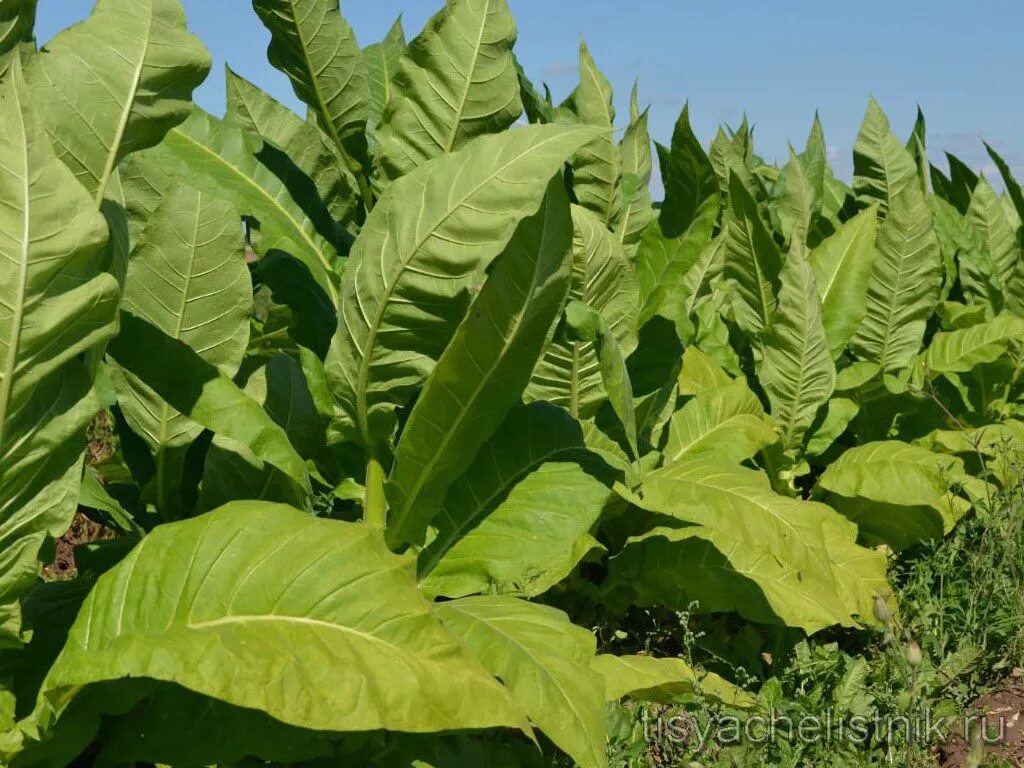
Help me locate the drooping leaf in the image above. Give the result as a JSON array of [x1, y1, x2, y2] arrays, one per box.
[[362, 16, 405, 137], [24, 0, 210, 203], [419, 402, 605, 593], [252, 0, 369, 182], [199, 356, 320, 511], [326, 125, 596, 449], [112, 185, 252, 514], [571, 40, 620, 226], [657, 103, 718, 239], [592, 654, 754, 707], [564, 301, 639, 457], [759, 252, 835, 449], [808, 205, 878, 358], [852, 98, 916, 216], [35, 503, 530, 740], [818, 440, 964, 507], [921, 313, 1024, 374], [435, 596, 606, 768], [386, 181, 572, 546], [724, 173, 782, 334], [664, 381, 777, 465], [108, 312, 310, 494], [376, 0, 522, 181], [618, 460, 888, 633], [0, 65, 119, 645], [225, 66, 358, 226], [851, 185, 941, 371], [525, 205, 638, 419], [143, 108, 342, 304], [805, 398, 859, 457]]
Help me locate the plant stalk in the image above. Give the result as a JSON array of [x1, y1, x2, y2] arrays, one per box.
[[363, 450, 387, 531]]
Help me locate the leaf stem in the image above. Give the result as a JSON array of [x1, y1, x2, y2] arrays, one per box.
[[363, 450, 387, 531]]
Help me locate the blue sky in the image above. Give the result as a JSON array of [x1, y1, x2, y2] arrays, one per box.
[[36, 1, 1023, 194]]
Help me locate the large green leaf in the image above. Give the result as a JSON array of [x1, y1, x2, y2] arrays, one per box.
[[818, 440, 964, 507], [435, 596, 606, 768], [967, 177, 1019, 290], [0, 65, 119, 645], [419, 402, 604, 592], [34, 503, 530, 741], [252, 0, 369, 182], [225, 66, 357, 226], [199, 356, 319, 511], [818, 441, 968, 550], [807, 205, 878, 358], [618, 460, 888, 633], [664, 381, 777, 465], [144, 108, 341, 303], [657, 103, 717, 238], [325, 124, 595, 449], [108, 312, 310, 494], [852, 98, 916, 216], [112, 185, 252, 513], [362, 17, 405, 137], [724, 174, 782, 334], [386, 182, 572, 546], [921, 313, 1024, 374], [525, 205, 638, 418], [571, 41, 620, 226], [759, 252, 835, 450], [376, 0, 521, 181], [24, 0, 210, 204], [851, 185, 941, 371], [0, 0, 35, 77]]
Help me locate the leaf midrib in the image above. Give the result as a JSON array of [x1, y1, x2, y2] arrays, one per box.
[[0, 88, 30, 454], [351, 131, 576, 445], [390, 201, 556, 534]]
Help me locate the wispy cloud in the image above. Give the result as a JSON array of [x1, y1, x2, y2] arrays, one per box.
[[543, 62, 576, 79]]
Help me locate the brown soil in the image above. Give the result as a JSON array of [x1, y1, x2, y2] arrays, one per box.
[[41, 512, 115, 581], [41, 412, 118, 580], [940, 678, 1024, 767]]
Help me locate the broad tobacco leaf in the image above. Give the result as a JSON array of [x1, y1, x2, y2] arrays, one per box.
[[376, 0, 522, 181], [436, 596, 607, 768], [386, 181, 573, 546], [112, 185, 252, 514], [325, 124, 597, 450], [24, 0, 210, 204], [615, 460, 889, 634], [0, 64, 119, 645], [33, 504, 530, 740]]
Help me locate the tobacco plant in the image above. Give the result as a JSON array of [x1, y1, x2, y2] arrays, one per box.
[[0, 0, 1022, 765]]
